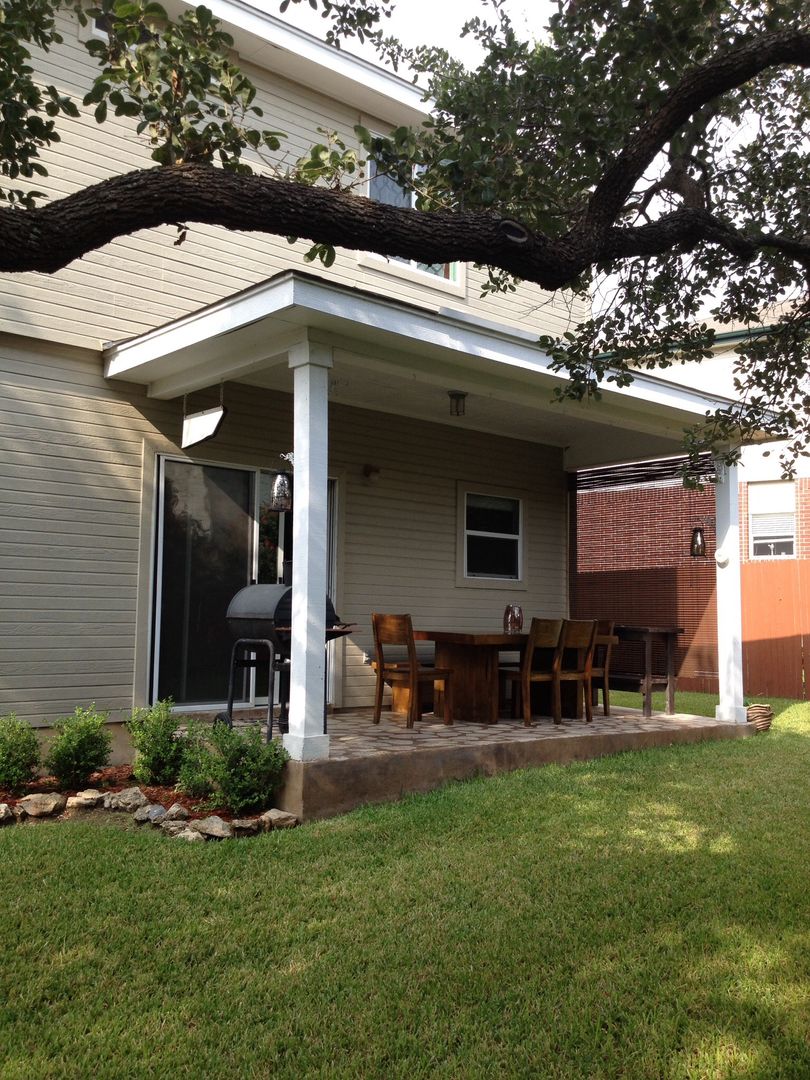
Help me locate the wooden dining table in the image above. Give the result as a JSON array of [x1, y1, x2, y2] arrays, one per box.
[[412, 629, 523, 724], [413, 625, 618, 725]]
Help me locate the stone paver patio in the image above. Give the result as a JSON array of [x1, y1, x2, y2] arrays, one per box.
[[230, 706, 753, 821]]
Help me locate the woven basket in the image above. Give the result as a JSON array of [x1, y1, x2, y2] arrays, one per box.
[[746, 703, 773, 732]]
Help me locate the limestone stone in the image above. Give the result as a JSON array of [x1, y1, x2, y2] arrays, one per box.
[[164, 802, 190, 822], [66, 789, 104, 812], [231, 818, 260, 837], [0, 804, 14, 825], [160, 820, 190, 837], [104, 787, 148, 812], [74, 789, 104, 807], [175, 827, 205, 842], [259, 808, 298, 831], [189, 815, 233, 840], [17, 793, 67, 818]]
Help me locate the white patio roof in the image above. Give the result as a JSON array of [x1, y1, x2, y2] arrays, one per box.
[[103, 271, 736, 470]]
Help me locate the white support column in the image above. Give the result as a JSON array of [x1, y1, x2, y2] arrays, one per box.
[[714, 460, 747, 724], [283, 339, 333, 761]]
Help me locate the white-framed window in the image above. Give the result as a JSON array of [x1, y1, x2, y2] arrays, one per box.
[[365, 159, 460, 286], [457, 484, 525, 587], [749, 480, 796, 559]]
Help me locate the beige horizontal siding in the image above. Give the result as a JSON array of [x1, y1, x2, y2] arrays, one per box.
[[0, 334, 569, 725], [1, 10, 586, 351]]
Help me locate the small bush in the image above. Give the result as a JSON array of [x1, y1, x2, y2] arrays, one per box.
[[128, 699, 187, 785], [177, 722, 288, 814], [45, 706, 112, 790], [176, 721, 217, 800], [0, 714, 40, 791]]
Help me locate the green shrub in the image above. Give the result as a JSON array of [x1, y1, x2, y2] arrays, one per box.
[[127, 699, 187, 785], [176, 721, 217, 800], [0, 714, 40, 791], [177, 722, 289, 814], [45, 706, 112, 789]]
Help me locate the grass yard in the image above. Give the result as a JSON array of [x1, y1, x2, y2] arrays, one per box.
[[2, 701, 809, 1079]]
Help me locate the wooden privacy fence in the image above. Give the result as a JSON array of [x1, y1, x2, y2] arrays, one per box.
[[742, 560, 809, 700]]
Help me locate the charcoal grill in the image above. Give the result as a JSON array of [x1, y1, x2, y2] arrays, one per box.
[[217, 584, 344, 740]]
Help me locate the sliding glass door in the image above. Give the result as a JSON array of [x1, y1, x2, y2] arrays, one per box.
[[152, 457, 331, 708], [155, 460, 255, 704]]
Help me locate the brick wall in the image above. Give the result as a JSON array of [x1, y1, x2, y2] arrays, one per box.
[[570, 481, 718, 692], [571, 477, 809, 697]]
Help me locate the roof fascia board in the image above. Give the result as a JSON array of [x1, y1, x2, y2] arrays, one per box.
[[182, 0, 429, 124]]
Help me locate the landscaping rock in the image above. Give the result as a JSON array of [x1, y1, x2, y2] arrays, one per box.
[[190, 815, 233, 840], [0, 804, 13, 826], [104, 787, 148, 812], [66, 789, 104, 812], [259, 808, 298, 831], [175, 827, 205, 842], [17, 793, 67, 818], [160, 820, 190, 837], [231, 818, 260, 837], [164, 802, 189, 822], [75, 790, 105, 807], [133, 804, 166, 825]]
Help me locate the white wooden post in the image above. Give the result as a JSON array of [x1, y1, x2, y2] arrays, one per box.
[[714, 460, 747, 724], [283, 339, 332, 761]]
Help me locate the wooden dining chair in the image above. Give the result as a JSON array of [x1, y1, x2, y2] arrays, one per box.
[[558, 618, 598, 723], [503, 618, 564, 726], [371, 613, 454, 727], [591, 619, 616, 716]]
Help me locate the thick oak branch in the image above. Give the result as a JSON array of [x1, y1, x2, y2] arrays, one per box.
[[0, 164, 581, 286]]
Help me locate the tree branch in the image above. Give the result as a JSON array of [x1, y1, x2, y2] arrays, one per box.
[[0, 163, 583, 287], [585, 29, 810, 233]]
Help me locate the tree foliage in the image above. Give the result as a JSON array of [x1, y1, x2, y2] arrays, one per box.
[[1, 0, 809, 475]]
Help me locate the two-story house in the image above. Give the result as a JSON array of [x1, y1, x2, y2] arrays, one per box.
[[0, 0, 750, 781]]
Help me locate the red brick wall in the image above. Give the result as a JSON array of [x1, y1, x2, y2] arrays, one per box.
[[572, 477, 809, 698], [570, 483, 718, 692]]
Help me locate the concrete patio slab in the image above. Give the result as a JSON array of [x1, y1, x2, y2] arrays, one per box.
[[272, 708, 752, 822]]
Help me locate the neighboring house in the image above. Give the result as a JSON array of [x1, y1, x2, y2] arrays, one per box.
[[572, 347, 810, 701], [0, 0, 750, 764]]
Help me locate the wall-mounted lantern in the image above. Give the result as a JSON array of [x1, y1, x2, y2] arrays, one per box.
[[690, 526, 707, 557]]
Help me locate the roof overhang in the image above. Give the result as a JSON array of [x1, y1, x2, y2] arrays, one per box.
[[177, 0, 429, 127], [104, 271, 738, 471]]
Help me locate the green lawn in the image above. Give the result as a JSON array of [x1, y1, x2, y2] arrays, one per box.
[[610, 689, 799, 719], [2, 702, 809, 1079]]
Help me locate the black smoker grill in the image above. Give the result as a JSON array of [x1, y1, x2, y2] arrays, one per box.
[[217, 584, 342, 740]]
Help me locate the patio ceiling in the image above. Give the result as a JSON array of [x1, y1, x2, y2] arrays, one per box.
[[104, 271, 736, 470]]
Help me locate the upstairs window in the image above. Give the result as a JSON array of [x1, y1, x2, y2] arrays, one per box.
[[464, 491, 522, 579], [749, 481, 796, 558], [367, 160, 454, 281]]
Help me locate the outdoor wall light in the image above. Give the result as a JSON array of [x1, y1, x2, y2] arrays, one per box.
[[269, 471, 292, 513], [362, 464, 381, 483], [690, 526, 707, 557], [448, 389, 468, 416], [269, 452, 294, 512]]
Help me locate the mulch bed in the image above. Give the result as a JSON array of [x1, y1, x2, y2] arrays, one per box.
[[0, 765, 236, 821]]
